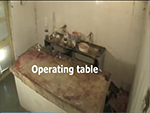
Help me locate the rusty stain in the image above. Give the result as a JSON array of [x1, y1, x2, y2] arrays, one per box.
[[13, 59, 21, 69], [36, 52, 47, 59], [132, 1, 135, 16], [64, 95, 81, 101], [142, 1, 148, 6]]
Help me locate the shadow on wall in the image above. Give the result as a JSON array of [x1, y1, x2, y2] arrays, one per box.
[[103, 50, 136, 92]]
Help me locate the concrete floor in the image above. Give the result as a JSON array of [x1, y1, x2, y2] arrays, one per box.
[[0, 73, 122, 112], [0, 73, 26, 112]]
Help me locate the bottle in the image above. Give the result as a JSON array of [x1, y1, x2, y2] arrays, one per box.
[[52, 12, 56, 32], [44, 29, 49, 40], [52, 28, 57, 37], [44, 17, 49, 40], [63, 35, 68, 46], [72, 31, 78, 47]]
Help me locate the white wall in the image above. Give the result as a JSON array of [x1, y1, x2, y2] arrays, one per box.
[[35, 1, 147, 90], [9, 1, 37, 59], [127, 2, 150, 112]]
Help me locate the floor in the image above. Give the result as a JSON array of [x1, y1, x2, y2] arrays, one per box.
[[0, 73, 128, 113], [0, 73, 26, 112]]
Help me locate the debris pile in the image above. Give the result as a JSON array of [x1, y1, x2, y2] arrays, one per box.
[[104, 82, 129, 113]]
